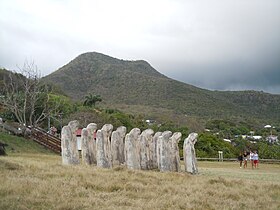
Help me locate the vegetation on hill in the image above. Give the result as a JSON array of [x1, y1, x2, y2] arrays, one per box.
[[43, 52, 280, 122], [83, 93, 102, 107], [1, 55, 279, 160], [62, 107, 280, 159], [196, 133, 280, 159]]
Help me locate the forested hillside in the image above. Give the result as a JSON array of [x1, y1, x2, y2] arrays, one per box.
[[42, 52, 280, 122]]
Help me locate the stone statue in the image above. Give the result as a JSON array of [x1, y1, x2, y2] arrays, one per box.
[[159, 131, 172, 172], [61, 120, 80, 165], [81, 128, 90, 165], [61, 126, 71, 165], [81, 123, 97, 165], [96, 124, 113, 168], [125, 128, 141, 170], [61, 119, 196, 175], [87, 123, 97, 164], [183, 133, 198, 174], [139, 129, 150, 170], [102, 124, 113, 167], [140, 129, 154, 170], [117, 126, 126, 164], [154, 132, 163, 169], [111, 126, 127, 166], [96, 129, 110, 168], [170, 132, 182, 172]]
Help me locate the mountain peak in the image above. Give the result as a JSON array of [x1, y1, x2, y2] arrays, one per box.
[[43, 52, 280, 121], [76, 52, 119, 63], [54, 51, 165, 78]]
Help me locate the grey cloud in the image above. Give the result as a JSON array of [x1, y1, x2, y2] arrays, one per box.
[[163, 57, 280, 94], [0, 0, 280, 94]]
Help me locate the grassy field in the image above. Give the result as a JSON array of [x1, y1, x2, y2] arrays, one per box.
[[0, 131, 54, 155], [0, 132, 280, 210]]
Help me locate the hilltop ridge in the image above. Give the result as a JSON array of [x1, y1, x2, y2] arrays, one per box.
[[43, 52, 280, 121]]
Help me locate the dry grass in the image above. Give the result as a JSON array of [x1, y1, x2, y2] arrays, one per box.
[[0, 154, 280, 210]]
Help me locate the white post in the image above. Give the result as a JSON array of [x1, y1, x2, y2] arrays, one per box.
[[218, 151, 223, 162]]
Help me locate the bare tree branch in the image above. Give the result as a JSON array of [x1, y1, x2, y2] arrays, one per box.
[[0, 61, 62, 129]]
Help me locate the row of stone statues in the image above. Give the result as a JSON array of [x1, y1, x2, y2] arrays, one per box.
[[61, 120, 198, 174]]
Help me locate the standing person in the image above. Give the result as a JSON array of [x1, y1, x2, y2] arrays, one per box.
[[249, 150, 254, 169], [243, 151, 248, 168], [253, 150, 259, 169], [238, 152, 243, 168]]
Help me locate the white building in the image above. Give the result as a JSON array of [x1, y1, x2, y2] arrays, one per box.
[[266, 135, 278, 144]]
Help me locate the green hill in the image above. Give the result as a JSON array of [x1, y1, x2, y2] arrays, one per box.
[[43, 52, 280, 121], [0, 132, 54, 155]]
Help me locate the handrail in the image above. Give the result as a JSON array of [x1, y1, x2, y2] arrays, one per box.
[[32, 127, 61, 142], [30, 126, 61, 154]]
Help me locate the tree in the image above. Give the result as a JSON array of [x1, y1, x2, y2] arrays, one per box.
[[83, 93, 102, 107], [195, 133, 236, 158], [0, 61, 62, 128]]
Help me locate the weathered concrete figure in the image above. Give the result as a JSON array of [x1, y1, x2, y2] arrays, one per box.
[[125, 128, 141, 170], [102, 124, 113, 167], [170, 132, 182, 172], [87, 123, 97, 164], [81, 123, 97, 165], [159, 131, 173, 172], [139, 129, 154, 170], [81, 128, 90, 165], [61, 126, 71, 165], [139, 130, 148, 170], [61, 120, 80, 165], [183, 133, 198, 174], [155, 132, 163, 169], [111, 126, 127, 166], [111, 130, 121, 166], [148, 131, 160, 169], [62, 119, 197, 174], [116, 126, 127, 140], [96, 129, 110, 168], [116, 126, 127, 164]]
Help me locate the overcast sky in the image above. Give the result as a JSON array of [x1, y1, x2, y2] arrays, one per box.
[[1, 0, 280, 94]]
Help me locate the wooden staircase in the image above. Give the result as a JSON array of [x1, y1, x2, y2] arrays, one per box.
[[30, 127, 61, 154]]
